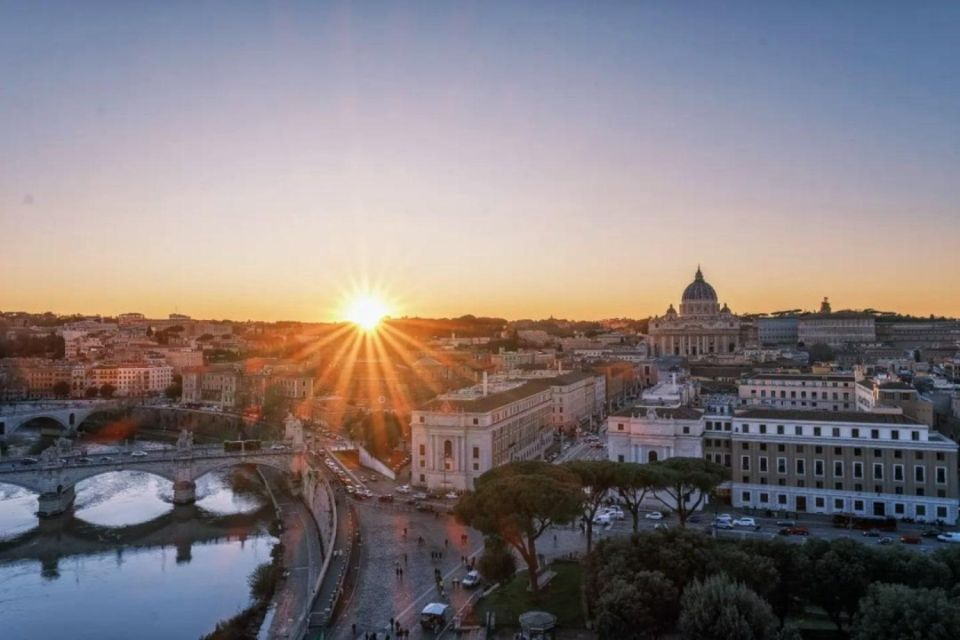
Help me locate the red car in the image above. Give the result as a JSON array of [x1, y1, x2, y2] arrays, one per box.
[[900, 535, 921, 545], [778, 526, 810, 536]]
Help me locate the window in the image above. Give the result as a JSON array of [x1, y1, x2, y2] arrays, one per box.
[[873, 463, 883, 480], [912, 431, 920, 441], [834, 461, 843, 477], [444, 440, 453, 458], [473, 446, 480, 459], [834, 447, 842, 455], [760, 424, 767, 434], [760, 443, 767, 451], [871, 429, 879, 439], [814, 460, 824, 476], [796, 445, 804, 453], [682, 426, 690, 434], [915, 466, 925, 483], [742, 442, 749, 450], [796, 459, 805, 475], [648, 451, 658, 462], [419, 416, 425, 423], [937, 452, 945, 461], [795, 426, 802, 436], [778, 495, 787, 505], [815, 497, 825, 508], [617, 423, 624, 431], [778, 444, 786, 452], [741, 456, 751, 471], [473, 462, 480, 471], [854, 500, 864, 511], [742, 425, 749, 434], [937, 467, 947, 484], [777, 425, 784, 435], [894, 450, 902, 459], [834, 498, 844, 510], [916, 505, 926, 518], [617, 455, 624, 463], [832, 428, 840, 438], [854, 448, 862, 456], [472, 418, 479, 425], [814, 427, 822, 436], [915, 451, 923, 460], [937, 506, 948, 519], [835, 482, 843, 490], [777, 458, 786, 474], [742, 491, 751, 502], [419, 474, 425, 482], [874, 449, 882, 458], [815, 446, 823, 454], [759, 457, 768, 472], [894, 464, 904, 481], [760, 492, 769, 503], [892, 430, 899, 441], [895, 504, 904, 515], [778, 478, 786, 486], [852, 428, 860, 438], [419, 444, 426, 455]]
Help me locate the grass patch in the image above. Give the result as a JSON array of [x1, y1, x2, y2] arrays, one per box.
[[475, 561, 585, 629]]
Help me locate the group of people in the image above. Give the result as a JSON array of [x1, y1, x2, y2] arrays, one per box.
[[351, 619, 412, 639]]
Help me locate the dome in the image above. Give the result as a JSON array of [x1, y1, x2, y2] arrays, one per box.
[[682, 267, 718, 302]]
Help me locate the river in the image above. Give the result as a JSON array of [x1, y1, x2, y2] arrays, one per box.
[[0, 438, 279, 640]]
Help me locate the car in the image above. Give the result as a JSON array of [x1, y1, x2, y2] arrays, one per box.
[[878, 536, 894, 545], [415, 503, 435, 513], [937, 532, 960, 543], [645, 511, 664, 520], [775, 520, 796, 527], [733, 517, 756, 527], [78, 457, 93, 463], [899, 535, 921, 545], [654, 523, 669, 531], [378, 494, 395, 503], [396, 485, 412, 494], [714, 521, 735, 530], [862, 529, 880, 537], [461, 570, 481, 588], [717, 513, 733, 521], [921, 529, 941, 538], [445, 491, 458, 500], [20, 457, 39, 466], [270, 444, 287, 450], [593, 513, 612, 525], [131, 450, 148, 457], [778, 526, 810, 536], [413, 492, 428, 501], [605, 506, 625, 520]]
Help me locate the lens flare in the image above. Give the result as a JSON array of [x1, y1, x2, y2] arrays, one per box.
[[345, 294, 389, 331]]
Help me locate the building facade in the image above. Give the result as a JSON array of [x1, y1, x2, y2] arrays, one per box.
[[738, 373, 856, 412], [727, 409, 958, 522], [648, 268, 741, 358], [410, 380, 553, 491]]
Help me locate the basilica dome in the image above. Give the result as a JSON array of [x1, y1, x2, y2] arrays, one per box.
[[682, 267, 718, 302]]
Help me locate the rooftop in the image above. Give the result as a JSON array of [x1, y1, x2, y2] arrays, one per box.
[[738, 409, 919, 425], [611, 406, 703, 420], [421, 379, 553, 413], [743, 373, 854, 382]]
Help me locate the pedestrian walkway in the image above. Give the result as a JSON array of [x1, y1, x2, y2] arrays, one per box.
[[308, 489, 357, 630]]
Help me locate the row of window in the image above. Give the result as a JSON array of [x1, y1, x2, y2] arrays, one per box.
[[738, 442, 945, 461], [740, 455, 947, 483], [736, 476, 949, 498], [750, 389, 850, 400], [738, 491, 950, 520], [742, 423, 922, 441]]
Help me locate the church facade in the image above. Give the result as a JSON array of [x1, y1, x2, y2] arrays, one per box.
[[648, 267, 741, 358]]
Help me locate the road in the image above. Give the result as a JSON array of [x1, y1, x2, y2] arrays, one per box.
[[268, 478, 322, 639], [327, 501, 484, 639]]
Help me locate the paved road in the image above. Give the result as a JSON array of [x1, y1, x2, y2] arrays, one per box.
[[269, 483, 322, 639], [328, 501, 484, 640]]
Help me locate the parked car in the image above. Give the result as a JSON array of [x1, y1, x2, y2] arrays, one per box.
[[878, 536, 894, 545], [413, 492, 428, 501], [921, 529, 941, 538], [593, 512, 612, 525], [733, 517, 756, 527], [131, 450, 148, 457], [862, 529, 881, 537], [775, 520, 796, 527], [899, 535, 921, 545], [461, 570, 481, 588], [778, 526, 810, 536], [605, 506, 625, 520], [396, 485, 412, 494], [937, 532, 960, 543], [645, 511, 664, 520], [445, 491, 458, 500], [378, 494, 395, 503]]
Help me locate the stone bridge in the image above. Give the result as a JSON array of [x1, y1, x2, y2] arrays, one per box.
[[0, 443, 305, 516], [0, 401, 124, 438]]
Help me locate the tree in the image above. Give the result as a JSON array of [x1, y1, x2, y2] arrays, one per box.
[[99, 383, 116, 399], [807, 342, 835, 363], [595, 572, 679, 640], [852, 584, 960, 640], [803, 538, 872, 632], [53, 380, 70, 399], [344, 411, 403, 458], [85, 386, 99, 398], [741, 539, 808, 628], [477, 535, 516, 583], [650, 458, 729, 527], [614, 463, 658, 532], [455, 461, 582, 593], [164, 374, 183, 400], [261, 383, 287, 424], [679, 574, 778, 640], [563, 460, 620, 552]]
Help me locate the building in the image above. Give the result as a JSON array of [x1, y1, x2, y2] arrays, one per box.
[[727, 409, 958, 523], [181, 365, 242, 408], [547, 371, 602, 432], [608, 406, 704, 464], [648, 267, 741, 358], [757, 317, 800, 347], [738, 373, 856, 411], [797, 305, 876, 347], [856, 378, 935, 426], [409, 379, 554, 491], [87, 363, 173, 396]]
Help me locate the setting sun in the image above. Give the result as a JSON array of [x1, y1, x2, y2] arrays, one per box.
[[344, 294, 390, 331]]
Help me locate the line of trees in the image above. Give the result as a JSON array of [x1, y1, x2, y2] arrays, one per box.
[[454, 458, 729, 591], [587, 527, 960, 640]]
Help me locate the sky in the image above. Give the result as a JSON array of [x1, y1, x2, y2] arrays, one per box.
[[2, 1, 958, 321]]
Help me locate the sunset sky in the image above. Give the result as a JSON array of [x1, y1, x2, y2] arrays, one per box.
[[2, 2, 958, 321]]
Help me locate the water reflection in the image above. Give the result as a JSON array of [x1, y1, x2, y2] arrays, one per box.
[[0, 463, 278, 640]]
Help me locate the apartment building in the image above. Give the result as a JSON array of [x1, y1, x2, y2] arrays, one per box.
[[181, 365, 242, 408], [723, 409, 958, 522], [548, 371, 602, 431], [410, 379, 554, 491], [87, 363, 174, 396], [738, 373, 856, 411]]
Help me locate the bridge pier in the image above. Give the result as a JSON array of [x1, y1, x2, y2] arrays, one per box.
[[173, 480, 196, 505], [37, 485, 76, 518]]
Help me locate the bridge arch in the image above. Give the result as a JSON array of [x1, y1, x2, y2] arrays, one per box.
[[189, 456, 296, 484], [11, 414, 72, 434]]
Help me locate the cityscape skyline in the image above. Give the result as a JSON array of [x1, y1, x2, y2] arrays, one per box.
[[3, 2, 959, 321]]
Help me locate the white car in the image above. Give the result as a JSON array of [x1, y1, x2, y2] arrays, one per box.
[[606, 507, 625, 520], [130, 450, 148, 457], [461, 570, 481, 588], [733, 517, 756, 527], [644, 511, 664, 520], [270, 444, 287, 450], [396, 485, 412, 494], [937, 532, 960, 543], [413, 492, 428, 501], [445, 491, 458, 500], [593, 512, 612, 525]]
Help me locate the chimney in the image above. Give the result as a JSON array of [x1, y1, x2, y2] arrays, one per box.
[[482, 371, 489, 396]]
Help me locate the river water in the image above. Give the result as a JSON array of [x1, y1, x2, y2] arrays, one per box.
[[0, 439, 279, 640]]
